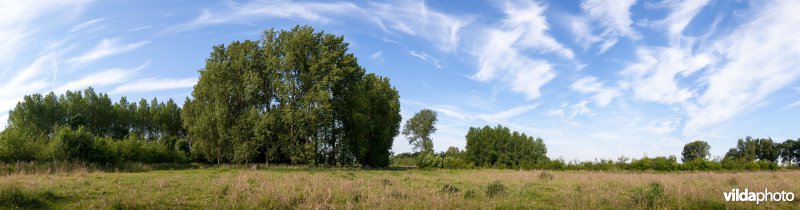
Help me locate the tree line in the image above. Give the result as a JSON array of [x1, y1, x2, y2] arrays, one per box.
[[395, 108, 799, 171], [0, 25, 797, 171], [0, 26, 401, 167], [0, 88, 188, 163]]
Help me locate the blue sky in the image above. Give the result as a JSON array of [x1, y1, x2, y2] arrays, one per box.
[[2, 0, 799, 161]]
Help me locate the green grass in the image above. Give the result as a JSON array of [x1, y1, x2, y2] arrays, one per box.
[[1, 165, 799, 209]]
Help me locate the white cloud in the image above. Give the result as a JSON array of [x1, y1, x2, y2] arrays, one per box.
[[788, 100, 800, 109], [476, 104, 540, 122], [570, 76, 621, 106], [0, 0, 90, 65], [66, 38, 149, 67], [110, 77, 198, 95], [567, 16, 601, 50], [70, 17, 105, 33], [170, 0, 360, 32], [408, 51, 442, 69], [579, 0, 639, 53], [0, 54, 54, 115], [472, 0, 572, 100], [369, 50, 382, 60], [369, 0, 470, 52], [620, 46, 713, 104], [650, 0, 710, 39], [54, 63, 147, 93], [684, 0, 800, 135], [171, 0, 470, 52]]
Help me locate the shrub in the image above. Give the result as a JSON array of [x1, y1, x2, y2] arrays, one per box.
[[0, 185, 60, 209], [48, 126, 95, 161], [416, 152, 442, 168], [463, 189, 478, 199], [680, 159, 721, 171], [538, 171, 554, 180], [632, 182, 665, 208], [440, 183, 459, 194], [485, 181, 507, 198], [0, 128, 44, 162]]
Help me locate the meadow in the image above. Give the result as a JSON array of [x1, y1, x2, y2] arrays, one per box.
[[2, 164, 799, 209]]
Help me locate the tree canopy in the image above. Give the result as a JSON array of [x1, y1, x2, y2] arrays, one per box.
[[182, 26, 401, 166], [464, 125, 548, 168], [681, 140, 710, 162], [402, 109, 437, 153]]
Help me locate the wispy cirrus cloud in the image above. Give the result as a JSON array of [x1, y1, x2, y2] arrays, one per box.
[[54, 63, 148, 93], [168, 0, 361, 33], [577, 0, 639, 53], [684, 0, 800, 135], [408, 51, 442, 69], [570, 76, 621, 107], [0, 0, 91, 66], [70, 17, 105, 33], [472, 0, 572, 100], [368, 0, 471, 52], [66, 38, 149, 68], [110, 77, 198, 95], [170, 0, 471, 52]]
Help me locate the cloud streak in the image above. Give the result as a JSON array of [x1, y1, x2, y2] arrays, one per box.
[[66, 38, 149, 67], [110, 77, 198, 95]]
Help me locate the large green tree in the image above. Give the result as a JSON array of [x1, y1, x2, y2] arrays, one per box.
[[402, 109, 437, 153], [465, 125, 548, 168], [182, 26, 401, 166], [681, 140, 710, 162]]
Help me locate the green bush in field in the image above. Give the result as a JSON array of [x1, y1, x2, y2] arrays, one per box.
[[632, 182, 665, 208], [0, 185, 60, 209], [486, 181, 507, 198], [0, 128, 45, 162], [416, 152, 442, 168], [48, 126, 95, 162], [680, 159, 721, 171]]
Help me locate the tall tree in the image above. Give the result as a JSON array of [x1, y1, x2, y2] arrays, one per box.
[[182, 26, 401, 166], [681, 140, 710, 162], [402, 109, 437, 153]]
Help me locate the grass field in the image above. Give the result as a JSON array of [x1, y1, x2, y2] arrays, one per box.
[[2, 165, 799, 209]]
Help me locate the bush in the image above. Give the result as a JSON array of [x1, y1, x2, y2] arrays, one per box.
[[0, 185, 60, 209], [632, 182, 665, 208], [440, 183, 459, 194], [48, 126, 95, 161], [0, 128, 44, 162], [681, 159, 721, 171], [485, 181, 507, 198], [416, 152, 442, 168]]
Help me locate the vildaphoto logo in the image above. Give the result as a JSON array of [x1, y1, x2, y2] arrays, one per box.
[[724, 188, 795, 204]]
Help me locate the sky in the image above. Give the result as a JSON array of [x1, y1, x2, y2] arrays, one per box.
[[1, 0, 799, 161]]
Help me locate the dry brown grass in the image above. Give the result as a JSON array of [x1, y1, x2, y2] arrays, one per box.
[[1, 167, 799, 209]]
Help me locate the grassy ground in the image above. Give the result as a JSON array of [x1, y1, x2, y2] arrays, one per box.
[[1, 165, 799, 209]]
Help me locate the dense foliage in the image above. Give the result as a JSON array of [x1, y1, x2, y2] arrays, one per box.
[[402, 109, 437, 153], [182, 26, 401, 166], [464, 125, 549, 168], [0, 88, 186, 163], [681, 140, 710, 162]]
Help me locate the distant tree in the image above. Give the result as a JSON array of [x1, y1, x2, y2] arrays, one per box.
[[724, 137, 779, 162], [681, 140, 710, 162], [778, 139, 800, 166], [465, 125, 548, 168], [402, 109, 437, 153]]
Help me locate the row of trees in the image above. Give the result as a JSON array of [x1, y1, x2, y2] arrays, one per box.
[[8, 88, 184, 140], [1, 26, 402, 167], [400, 109, 549, 169], [395, 109, 797, 171], [0, 88, 188, 163], [181, 26, 401, 166]]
